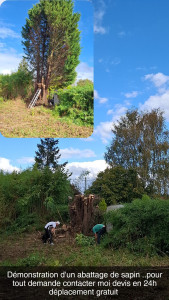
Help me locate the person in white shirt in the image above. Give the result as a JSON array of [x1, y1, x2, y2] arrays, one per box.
[[42, 221, 60, 245]]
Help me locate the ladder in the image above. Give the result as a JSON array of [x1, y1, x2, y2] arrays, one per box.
[[28, 89, 41, 108]]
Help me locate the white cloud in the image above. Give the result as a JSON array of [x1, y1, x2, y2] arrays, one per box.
[[94, 0, 107, 34], [66, 160, 108, 179], [0, 158, 20, 173], [118, 31, 126, 37], [111, 105, 127, 121], [125, 91, 139, 98], [94, 121, 113, 144], [94, 104, 128, 144], [140, 72, 169, 121], [0, 51, 22, 74], [144, 72, 169, 88], [0, 27, 20, 39], [17, 157, 35, 164], [80, 136, 94, 142], [107, 109, 114, 115], [94, 90, 108, 103], [76, 62, 93, 82], [60, 148, 96, 159], [0, 0, 6, 6], [94, 25, 106, 34], [140, 90, 169, 121], [0, 42, 5, 48], [111, 57, 121, 66]]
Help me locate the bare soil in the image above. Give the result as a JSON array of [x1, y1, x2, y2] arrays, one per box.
[[0, 99, 93, 138], [0, 231, 77, 265]]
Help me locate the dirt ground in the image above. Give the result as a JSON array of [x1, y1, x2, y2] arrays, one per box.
[[0, 99, 93, 138], [0, 231, 77, 265], [0, 232, 169, 300]]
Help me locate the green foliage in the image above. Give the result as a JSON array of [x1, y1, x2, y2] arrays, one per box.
[[51, 81, 93, 126], [104, 198, 169, 254], [0, 165, 72, 232], [0, 60, 33, 100], [0, 253, 47, 267], [105, 109, 169, 197], [22, 0, 81, 89], [7, 213, 40, 234], [87, 166, 144, 205], [75, 233, 95, 246], [34, 138, 65, 170], [98, 198, 107, 212], [141, 194, 151, 201]]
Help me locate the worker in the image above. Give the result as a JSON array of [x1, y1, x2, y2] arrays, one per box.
[[92, 224, 106, 244], [42, 221, 60, 245]]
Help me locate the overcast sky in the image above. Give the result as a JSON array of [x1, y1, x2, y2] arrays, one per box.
[[1, 0, 169, 182]]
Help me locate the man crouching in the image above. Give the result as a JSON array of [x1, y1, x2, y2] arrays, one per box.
[[42, 221, 60, 245]]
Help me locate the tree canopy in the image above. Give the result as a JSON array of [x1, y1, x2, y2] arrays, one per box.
[[105, 109, 169, 196], [35, 138, 67, 171], [86, 166, 143, 205], [22, 0, 81, 102]]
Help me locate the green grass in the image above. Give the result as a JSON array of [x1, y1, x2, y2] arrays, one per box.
[[0, 232, 169, 267]]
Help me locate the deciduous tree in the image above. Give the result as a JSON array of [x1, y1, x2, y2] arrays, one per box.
[[105, 109, 169, 195]]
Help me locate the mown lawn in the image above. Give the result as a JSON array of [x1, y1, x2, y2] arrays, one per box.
[[0, 99, 93, 138]]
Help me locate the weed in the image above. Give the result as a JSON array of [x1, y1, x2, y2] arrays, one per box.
[[75, 233, 95, 246]]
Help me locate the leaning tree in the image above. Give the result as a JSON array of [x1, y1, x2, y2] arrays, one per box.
[[22, 0, 81, 104]]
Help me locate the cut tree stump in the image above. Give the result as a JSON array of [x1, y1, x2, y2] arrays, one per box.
[[69, 194, 99, 234]]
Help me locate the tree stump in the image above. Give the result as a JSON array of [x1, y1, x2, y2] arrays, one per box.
[[69, 194, 98, 234]]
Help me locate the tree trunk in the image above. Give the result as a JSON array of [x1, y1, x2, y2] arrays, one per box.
[[42, 89, 48, 106]]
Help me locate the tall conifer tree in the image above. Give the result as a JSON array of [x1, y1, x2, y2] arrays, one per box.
[[22, 0, 81, 104], [35, 138, 65, 170]]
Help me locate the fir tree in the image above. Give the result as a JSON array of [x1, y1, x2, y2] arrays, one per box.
[[35, 138, 66, 170], [22, 0, 81, 104]]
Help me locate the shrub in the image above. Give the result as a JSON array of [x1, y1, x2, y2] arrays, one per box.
[[104, 198, 169, 254], [75, 233, 95, 246], [0, 68, 33, 100], [51, 81, 93, 126], [99, 198, 107, 212]]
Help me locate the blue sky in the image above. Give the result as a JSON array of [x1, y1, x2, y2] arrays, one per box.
[[1, 0, 169, 183]]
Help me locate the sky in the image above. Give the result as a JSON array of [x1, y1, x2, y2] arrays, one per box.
[[1, 0, 169, 187]]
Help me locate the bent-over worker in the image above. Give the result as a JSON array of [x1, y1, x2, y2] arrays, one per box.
[[42, 221, 60, 245], [92, 224, 106, 244]]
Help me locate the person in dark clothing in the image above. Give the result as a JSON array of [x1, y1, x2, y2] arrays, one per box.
[[92, 224, 106, 244], [42, 221, 60, 245]]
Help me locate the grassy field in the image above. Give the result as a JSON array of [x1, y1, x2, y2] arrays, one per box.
[[0, 99, 93, 138], [0, 232, 169, 267]]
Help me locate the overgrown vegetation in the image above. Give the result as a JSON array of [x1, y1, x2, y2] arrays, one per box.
[[0, 139, 75, 233], [103, 197, 169, 255], [0, 59, 33, 100], [0, 166, 72, 234], [51, 80, 93, 126], [75, 233, 95, 246]]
